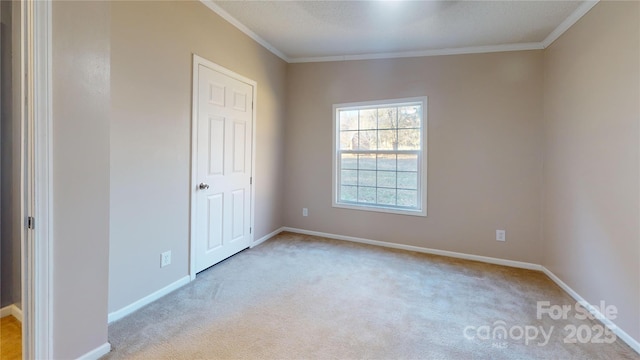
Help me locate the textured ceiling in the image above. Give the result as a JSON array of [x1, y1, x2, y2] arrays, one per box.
[[210, 1, 590, 62]]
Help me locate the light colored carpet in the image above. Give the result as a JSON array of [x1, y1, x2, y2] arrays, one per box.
[[105, 232, 639, 359]]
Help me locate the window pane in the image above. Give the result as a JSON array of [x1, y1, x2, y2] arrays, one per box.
[[341, 185, 357, 202], [334, 98, 425, 215], [377, 188, 396, 206], [377, 108, 397, 129], [377, 171, 396, 188], [398, 129, 420, 150], [340, 131, 357, 150], [341, 170, 358, 186], [398, 189, 418, 208], [359, 109, 377, 130], [358, 170, 376, 187], [358, 154, 376, 170], [397, 154, 417, 171], [351, 133, 363, 150], [398, 172, 417, 190], [340, 110, 359, 131], [399, 106, 420, 128], [377, 129, 397, 150], [377, 154, 396, 171], [358, 187, 376, 203], [341, 153, 358, 170], [357, 130, 377, 150]]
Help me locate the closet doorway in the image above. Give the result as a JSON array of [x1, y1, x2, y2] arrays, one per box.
[[1, 1, 52, 358], [1, 1, 24, 359]]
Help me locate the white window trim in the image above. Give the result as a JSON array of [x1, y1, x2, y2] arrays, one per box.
[[332, 96, 428, 217]]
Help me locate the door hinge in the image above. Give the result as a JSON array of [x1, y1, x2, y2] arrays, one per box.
[[27, 216, 35, 230], [249, 227, 252, 234], [250, 177, 252, 185]]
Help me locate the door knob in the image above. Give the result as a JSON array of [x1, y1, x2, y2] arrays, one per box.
[[198, 183, 210, 190]]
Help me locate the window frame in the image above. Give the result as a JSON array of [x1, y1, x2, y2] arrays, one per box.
[[332, 96, 428, 217]]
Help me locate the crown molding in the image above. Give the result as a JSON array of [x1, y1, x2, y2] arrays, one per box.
[[542, 0, 599, 48], [289, 43, 544, 64], [202, 0, 600, 64], [199, 0, 290, 62]]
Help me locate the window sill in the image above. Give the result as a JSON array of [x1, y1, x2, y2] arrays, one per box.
[[333, 202, 427, 217]]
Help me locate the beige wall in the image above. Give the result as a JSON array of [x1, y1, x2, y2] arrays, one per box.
[[47, 0, 640, 357], [52, 1, 111, 358], [542, 1, 640, 341], [284, 51, 545, 264], [109, 1, 286, 312]]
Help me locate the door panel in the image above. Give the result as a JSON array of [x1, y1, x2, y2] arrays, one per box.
[[209, 82, 225, 106], [195, 63, 253, 273], [231, 189, 244, 241], [208, 116, 225, 175], [233, 121, 246, 172], [233, 91, 247, 111], [206, 194, 224, 252]]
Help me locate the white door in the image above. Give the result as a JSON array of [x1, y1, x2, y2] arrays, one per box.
[[194, 62, 253, 273]]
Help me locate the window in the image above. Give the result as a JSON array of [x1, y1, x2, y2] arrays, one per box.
[[333, 97, 427, 216]]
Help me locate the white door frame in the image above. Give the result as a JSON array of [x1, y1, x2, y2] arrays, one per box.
[[189, 54, 257, 280], [22, 0, 53, 358]]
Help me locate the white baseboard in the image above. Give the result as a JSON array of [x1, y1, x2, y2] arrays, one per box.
[[0, 304, 23, 322], [103, 227, 639, 354], [282, 226, 639, 353], [75, 342, 111, 360], [251, 226, 285, 248], [108, 226, 284, 325], [108, 275, 190, 324], [542, 267, 640, 354], [282, 227, 542, 271]]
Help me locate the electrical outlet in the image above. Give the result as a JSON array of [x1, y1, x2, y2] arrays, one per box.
[[302, 208, 308, 217], [161, 251, 171, 267], [496, 230, 506, 242]]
